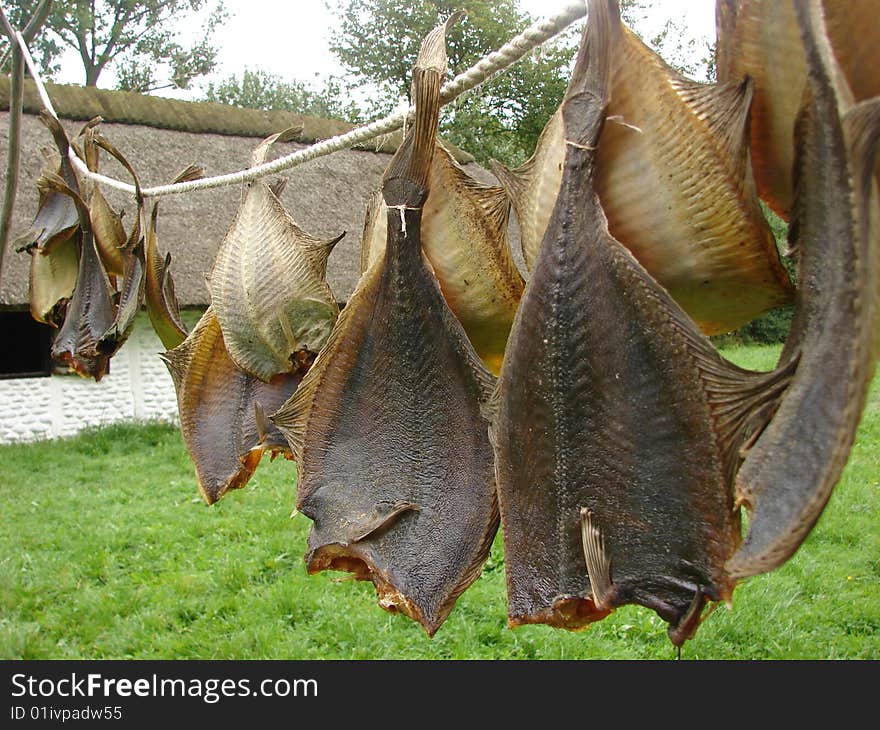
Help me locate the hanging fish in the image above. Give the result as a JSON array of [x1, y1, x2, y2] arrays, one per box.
[[210, 129, 343, 382], [716, 0, 880, 220], [361, 142, 523, 375], [13, 147, 79, 256], [38, 114, 115, 381], [144, 204, 189, 350], [21, 142, 81, 328], [140, 159, 203, 351], [89, 136, 200, 357], [493, 0, 793, 335], [162, 307, 303, 505], [96, 215, 145, 358], [726, 0, 880, 579], [489, 0, 794, 646], [76, 119, 127, 278], [28, 234, 78, 328], [272, 13, 498, 636]]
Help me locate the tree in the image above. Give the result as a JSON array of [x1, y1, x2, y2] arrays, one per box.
[[327, 0, 576, 166], [0, 0, 227, 92], [203, 69, 361, 122]]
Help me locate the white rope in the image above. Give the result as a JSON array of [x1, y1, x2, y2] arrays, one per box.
[[16, 2, 587, 199]]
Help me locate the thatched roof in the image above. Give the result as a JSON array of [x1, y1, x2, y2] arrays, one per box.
[[0, 79, 495, 308]]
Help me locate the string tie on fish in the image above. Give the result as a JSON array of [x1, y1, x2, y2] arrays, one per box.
[[390, 204, 421, 236]]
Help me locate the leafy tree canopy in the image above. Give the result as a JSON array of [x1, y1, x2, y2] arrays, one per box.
[[0, 0, 227, 92], [327, 0, 576, 166]]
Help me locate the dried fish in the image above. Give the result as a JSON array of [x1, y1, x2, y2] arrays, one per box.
[[79, 122, 126, 277], [273, 14, 498, 635], [144, 204, 188, 350], [489, 0, 793, 645], [163, 308, 302, 504], [362, 142, 523, 374], [38, 114, 114, 380], [717, 0, 880, 220], [727, 0, 880, 578], [494, 0, 793, 334], [210, 130, 342, 382]]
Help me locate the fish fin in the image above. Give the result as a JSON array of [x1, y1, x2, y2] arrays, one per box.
[[667, 588, 707, 648], [250, 126, 302, 167], [268, 177, 289, 199], [349, 501, 421, 544], [489, 158, 533, 214], [580, 508, 614, 610], [672, 311, 798, 483], [435, 143, 511, 231], [294, 228, 346, 280], [673, 76, 754, 180], [171, 164, 205, 185], [254, 401, 272, 445], [359, 190, 385, 274]]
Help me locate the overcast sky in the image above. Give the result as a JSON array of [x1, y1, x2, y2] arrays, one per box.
[[51, 0, 717, 96]]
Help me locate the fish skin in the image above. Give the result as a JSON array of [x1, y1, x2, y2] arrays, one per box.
[[362, 143, 523, 375], [144, 204, 188, 351], [716, 0, 880, 220], [273, 14, 498, 636], [210, 132, 342, 382], [13, 147, 80, 256], [97, 228, 145, 358], [79, 125, 127, 277], [36, 115, 114, 381], [163, 308, 301, 505], [727, 0, 880, 579], [491, 0, 791, 645], [88, 186, 126, 278], [494, 1, 793, 335], [28, 235, 78, 328]]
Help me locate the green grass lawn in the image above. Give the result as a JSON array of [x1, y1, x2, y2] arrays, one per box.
[[1, 344, 877, 659]]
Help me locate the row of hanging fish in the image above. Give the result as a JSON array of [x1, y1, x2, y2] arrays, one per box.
[[16, 114, 191, 380], [16, 0, 879, 646], [269, 0, 877, 646]]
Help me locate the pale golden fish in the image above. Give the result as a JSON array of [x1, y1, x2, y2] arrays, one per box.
[[494, 1, 793, 335], [210, 130, 342, 382]]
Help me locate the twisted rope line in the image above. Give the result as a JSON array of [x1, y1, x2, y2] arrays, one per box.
[[15, 2, 586, 199]]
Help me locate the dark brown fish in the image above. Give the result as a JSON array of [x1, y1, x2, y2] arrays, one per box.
[[362, 142, 523, 375], [39, 114, 114, 381], [727, 0, 880, 579], [163, 307, 302, 505], [272, 14, 498, 636], [490, 0, 792, 645]]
